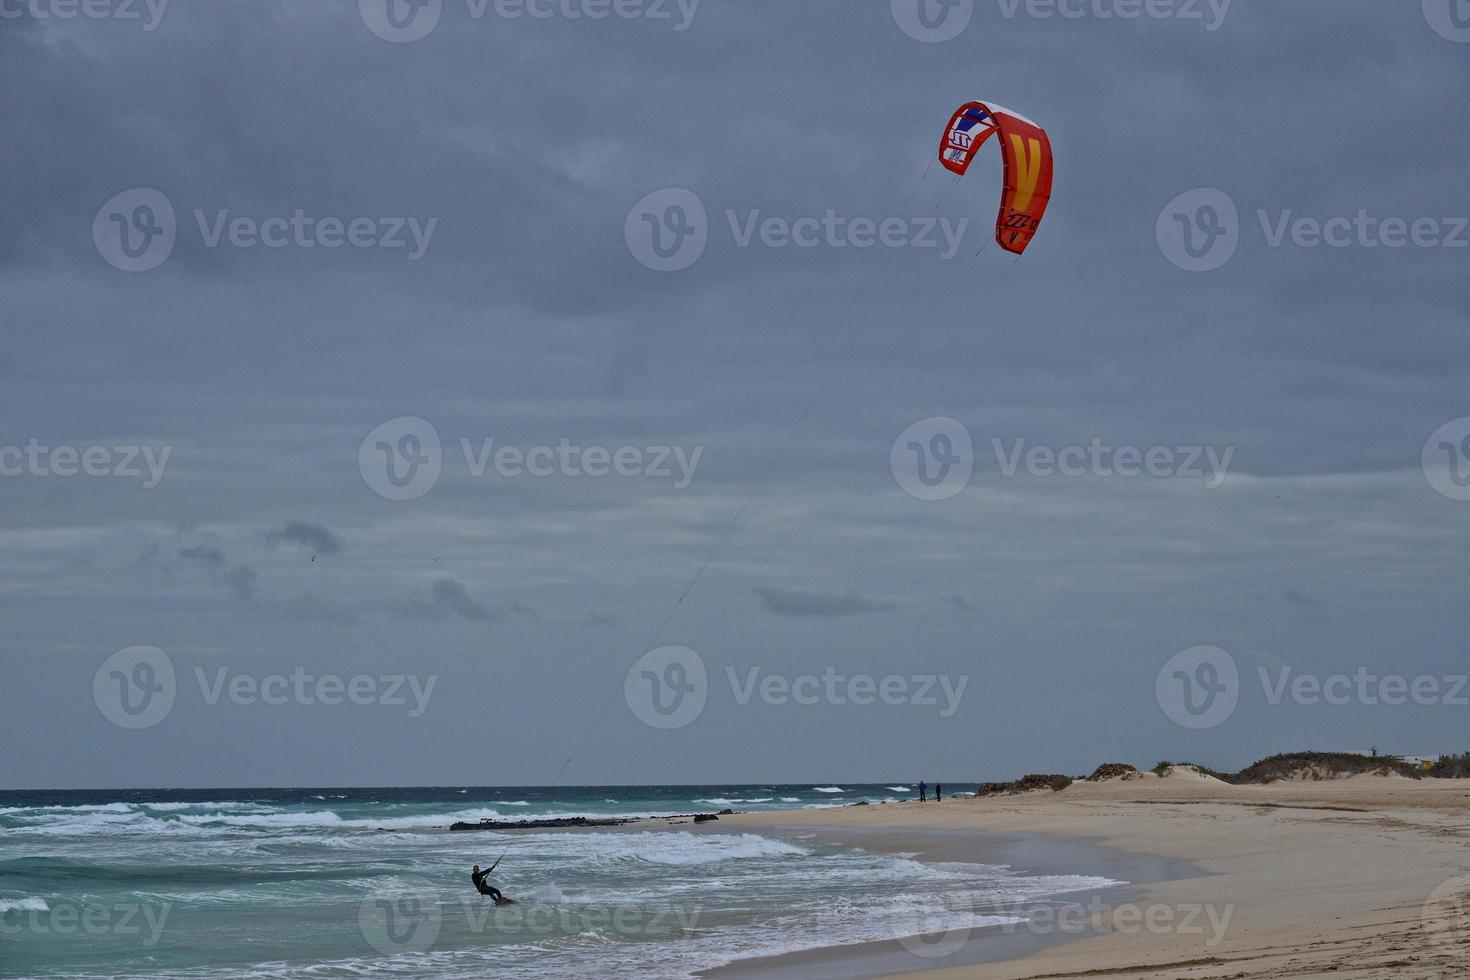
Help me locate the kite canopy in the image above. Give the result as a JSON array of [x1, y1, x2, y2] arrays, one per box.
[[939, 101, 1053, 255]]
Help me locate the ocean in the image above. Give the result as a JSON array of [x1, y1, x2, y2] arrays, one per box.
[[0, 785, 1123, 978]]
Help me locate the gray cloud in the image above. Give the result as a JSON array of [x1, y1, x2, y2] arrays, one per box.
[[221, 565, 259, 604], [265, 521, 344, 555], [402, 578, 505, 622], [2, 2, 1466, 788], [753, 586, 890, 618]]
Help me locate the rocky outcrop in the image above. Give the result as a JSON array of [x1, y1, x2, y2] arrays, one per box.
[[450, 809, 737, 831], [450, 816, 632, 831], [975, 774, 1072, 796]]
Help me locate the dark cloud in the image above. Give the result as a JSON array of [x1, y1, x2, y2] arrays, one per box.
[[402, 578, 502, 621], [2, 3, 1466, 788], [265, 521, 344, 555], [177, 545, 226, 569]]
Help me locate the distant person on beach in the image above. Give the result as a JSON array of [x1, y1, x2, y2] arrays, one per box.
[[471, 864, 505, 904], [919, 781, 927, 802], [936, 784, 942, 802]]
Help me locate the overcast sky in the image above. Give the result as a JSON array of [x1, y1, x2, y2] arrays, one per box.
[[2, 0, 1467, 789]]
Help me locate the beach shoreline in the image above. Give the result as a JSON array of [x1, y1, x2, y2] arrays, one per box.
[[681, 773, 1470, 979]]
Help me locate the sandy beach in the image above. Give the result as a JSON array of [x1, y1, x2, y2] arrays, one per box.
[[702, 772, 1470, 979]]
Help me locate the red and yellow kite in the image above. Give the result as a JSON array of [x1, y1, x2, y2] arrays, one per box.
[[939, 101, 1054, 255]]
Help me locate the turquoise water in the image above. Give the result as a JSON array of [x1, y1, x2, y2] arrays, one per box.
[[0, 786, 1119, 978]]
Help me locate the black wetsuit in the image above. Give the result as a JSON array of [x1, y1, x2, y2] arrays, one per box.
[[472, 868, 504, 903]]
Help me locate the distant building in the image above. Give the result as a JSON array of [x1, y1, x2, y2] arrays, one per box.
[[1343, 750, 1438, 771]]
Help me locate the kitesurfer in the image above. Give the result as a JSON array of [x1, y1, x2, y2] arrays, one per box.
[[471, 862, 505, 904]]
